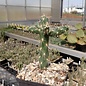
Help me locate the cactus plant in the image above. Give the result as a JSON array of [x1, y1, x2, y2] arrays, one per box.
[[8, 20, 86, 46], [67, 34, 77, 43], [36, 16, 49, 69], [0, 31, 6, 41], [80, 57, 86, 69], [7, 15, 69, 69], [65, 57, 86, 86]]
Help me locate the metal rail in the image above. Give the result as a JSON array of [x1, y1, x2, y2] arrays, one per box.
[[5, 32, 40, 45], [5, 32, 86, 59]]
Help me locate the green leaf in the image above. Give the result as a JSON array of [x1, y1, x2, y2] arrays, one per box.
[[75, 23, 82, 29], [76, 29, 85, 38], [67, 34, 77, 43]]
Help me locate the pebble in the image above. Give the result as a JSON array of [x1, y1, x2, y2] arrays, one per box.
[[17, 61, 69, 86]]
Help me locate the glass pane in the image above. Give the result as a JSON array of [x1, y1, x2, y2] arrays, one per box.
[[8, 6, 26, 21], [0, 6, 7, 21], [41, 8, 51, 18], [26, 7, 40, 20], [7, 0, 25, 6], [0, 0, 6, 5], [26, 0, 40, 7], [41, 0, 51, 7]]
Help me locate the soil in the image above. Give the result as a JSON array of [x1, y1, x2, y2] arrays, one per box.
[[62, 13, 83, 20]]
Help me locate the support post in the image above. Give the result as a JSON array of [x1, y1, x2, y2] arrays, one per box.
[[25, 0, 27, 20], [5, 0, 9, 21], [83, 0, 86, 27], [51, 0, 63, 23]]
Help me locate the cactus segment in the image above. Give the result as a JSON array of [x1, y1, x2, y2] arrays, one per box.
[[39, 27, 49, 69], [76, 29, 85, 38], [77, 38, 86, 45], [67, 34, 77, 43], [29, 26, 39, 34], [49, 26, 69, 37], [59, 34, 67, 40]]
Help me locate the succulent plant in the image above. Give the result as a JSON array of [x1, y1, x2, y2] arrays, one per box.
[[67, 34, 77, 43], [0, 31, 6, 41], [7, 15, 69, 69], [65, 57, 86, 86], [68, 29, 86, 45], [0, 38, 39, 70], [29, 15, 50, 69], [80, 57, 86, 69]]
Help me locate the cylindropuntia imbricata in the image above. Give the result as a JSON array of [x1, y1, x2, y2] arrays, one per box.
[[8, 15, 69, 69]]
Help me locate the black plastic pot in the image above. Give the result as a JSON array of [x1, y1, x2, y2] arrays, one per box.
[[75, 44, 86, 52]]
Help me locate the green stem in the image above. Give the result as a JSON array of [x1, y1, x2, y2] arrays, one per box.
[[39, 29, 49, 69]]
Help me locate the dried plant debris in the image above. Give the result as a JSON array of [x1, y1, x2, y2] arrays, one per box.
[[17, 61, 69, 86], [64, 57, 86, 86]]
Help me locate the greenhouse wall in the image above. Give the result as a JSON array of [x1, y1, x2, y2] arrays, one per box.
[[0, 0, 62, 22]]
